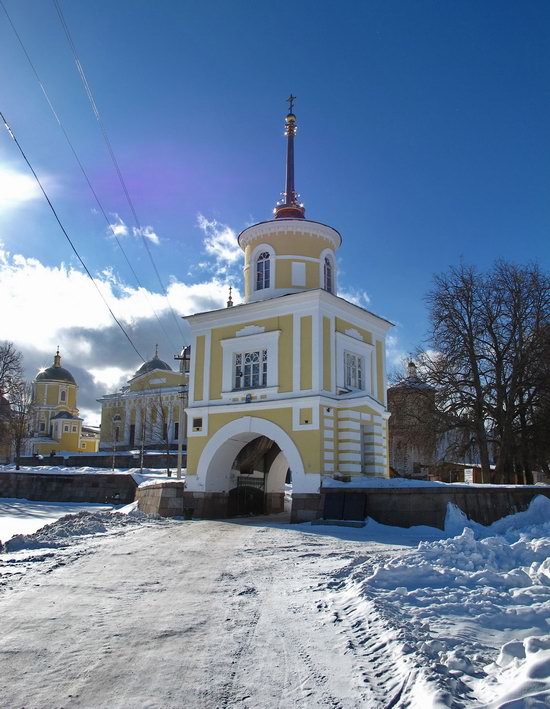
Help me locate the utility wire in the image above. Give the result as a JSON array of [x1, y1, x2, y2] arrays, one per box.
[[52, 0, 186, 342], [0, 0, 177, 354], [0, 110, 145, 363]]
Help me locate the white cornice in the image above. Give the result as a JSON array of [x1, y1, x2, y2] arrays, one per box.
[[186, 393, 388, 417], [184, 289, 394, 334], [238, 219, 342, 251]]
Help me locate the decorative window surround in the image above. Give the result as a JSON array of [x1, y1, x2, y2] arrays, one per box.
[[220, 330, 280, 395], [335, 331, 374, 395], [256, 251, 271, 290], [320, 248, 337, 295], [250, 243, 276, 298]]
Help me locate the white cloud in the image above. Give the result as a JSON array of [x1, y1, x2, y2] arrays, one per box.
[[386, 333, 407, 368], [197, 214, 241, 273], [0, 245, 235, 422], [106, 216, 159, 245], [107, 214, 129, 237], [0, 165, 42, 212], [338, 287, 371, 308], [89, 365, 133, 391], [133, 225, 159, 245]]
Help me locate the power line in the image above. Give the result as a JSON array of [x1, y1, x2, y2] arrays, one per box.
[[0, 110, 145, 363], [0, 0, 178, 353], [52, 0, 187, 342]]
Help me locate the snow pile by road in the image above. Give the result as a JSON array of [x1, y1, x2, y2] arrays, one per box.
[[328, 495, 550, 707], [4, 507, 149, 553], [0, 498, 118, 544]]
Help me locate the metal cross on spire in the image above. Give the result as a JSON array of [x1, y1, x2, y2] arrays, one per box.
[[287, 94, 296, 114]]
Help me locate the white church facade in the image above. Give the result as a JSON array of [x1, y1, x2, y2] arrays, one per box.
[[183, 101, 392, 522]]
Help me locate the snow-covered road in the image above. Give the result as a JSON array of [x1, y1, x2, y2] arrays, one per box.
[[1, 499, 549, 708], [0, 518, 412, 708]]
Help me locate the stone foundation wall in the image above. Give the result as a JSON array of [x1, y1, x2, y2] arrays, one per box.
[[265, 492, 284, 514], [291, 493, 323, 523], [0, 471, 137, 504], [180, 491, 229, 519], [322, 486, 550, 528], [136, 481, 187, 517]]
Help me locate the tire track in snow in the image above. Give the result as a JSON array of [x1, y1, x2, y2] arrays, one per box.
[[319, 555, 475, 708]]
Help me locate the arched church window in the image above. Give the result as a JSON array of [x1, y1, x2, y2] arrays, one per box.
[[323, 257, 333, 293], [60, 390, 66, 403], [256, 252, 271, 290]]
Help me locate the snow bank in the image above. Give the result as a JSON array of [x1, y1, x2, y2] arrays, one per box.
[[0, 498, 116, 544], [4, 508, 149, 552], [334, 495, 550, 707]]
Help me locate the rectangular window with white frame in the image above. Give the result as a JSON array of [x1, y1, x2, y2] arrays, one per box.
[[335, 331, 374, 395], [344, 351, 364, 390], [234, 350, 267, 390]]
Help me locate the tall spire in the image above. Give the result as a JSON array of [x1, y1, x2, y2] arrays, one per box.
[[274, 95, 305, 219]]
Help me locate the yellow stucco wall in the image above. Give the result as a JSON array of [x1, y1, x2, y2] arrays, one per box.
[[129, 370, 182, 393], [243, 231, 336, 294], [186, 407, 323, 476]]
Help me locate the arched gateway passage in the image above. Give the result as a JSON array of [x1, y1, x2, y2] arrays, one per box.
[[195, 416, 306, 517]]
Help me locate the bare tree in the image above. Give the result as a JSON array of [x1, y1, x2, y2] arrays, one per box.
[[7, 381, 34, 470], [417, 261, 550, 484], [149, 391, 173, 476], [0, 342, 23, 399]]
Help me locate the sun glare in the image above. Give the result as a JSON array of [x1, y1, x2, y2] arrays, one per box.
[[0, 166, 41, 210]]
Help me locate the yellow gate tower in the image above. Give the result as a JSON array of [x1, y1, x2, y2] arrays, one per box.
[[184, 99, 392, 521]]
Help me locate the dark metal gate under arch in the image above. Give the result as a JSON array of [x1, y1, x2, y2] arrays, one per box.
[[228, 476, 266, 516]]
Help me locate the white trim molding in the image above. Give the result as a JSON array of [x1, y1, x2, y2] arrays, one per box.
[[238, 218, 342, 251]]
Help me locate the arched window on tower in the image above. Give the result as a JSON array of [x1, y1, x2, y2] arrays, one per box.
[[323, 256, 333, 293], [256, 251, 271, 291]]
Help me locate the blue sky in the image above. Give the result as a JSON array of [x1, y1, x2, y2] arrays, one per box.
[[1, 0, 549, 421]]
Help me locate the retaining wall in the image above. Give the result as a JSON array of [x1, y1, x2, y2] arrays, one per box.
[[17, 453, 186, 469], [136, 481, 187, 517], [322, 485, 550, 528], [0, 471, 137, 504]]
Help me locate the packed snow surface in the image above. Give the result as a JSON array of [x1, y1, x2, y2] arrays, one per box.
[[0, 496, 548, 707]]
